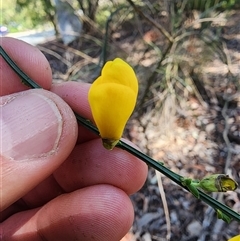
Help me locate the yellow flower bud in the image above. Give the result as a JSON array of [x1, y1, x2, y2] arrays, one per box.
[[88, 58, 138, 150], [228, 235, 240, 241], [199, 174, 238, 192]]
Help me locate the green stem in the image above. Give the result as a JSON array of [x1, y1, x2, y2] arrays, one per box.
[[0, 46, 41, 89], [1, 46, 239, 223], [125, 0, 173, 42], [117, 141, 240, 222], [101, 6, 127, 66]]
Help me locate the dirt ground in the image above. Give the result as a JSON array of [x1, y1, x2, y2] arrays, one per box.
[[37, 8, 240, 241]]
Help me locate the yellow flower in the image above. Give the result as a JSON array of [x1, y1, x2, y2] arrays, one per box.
[[88, 58, 138, 150], [199, 174, 238, 192], [228, 235, 240, 241]]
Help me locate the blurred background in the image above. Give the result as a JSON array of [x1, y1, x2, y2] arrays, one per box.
[[1, 1, 240, 240]]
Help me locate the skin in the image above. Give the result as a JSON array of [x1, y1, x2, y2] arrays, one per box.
[[0, 37, 148, 241]]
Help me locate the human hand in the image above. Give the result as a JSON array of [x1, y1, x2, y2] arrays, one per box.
[[0, 37, 148, 241]]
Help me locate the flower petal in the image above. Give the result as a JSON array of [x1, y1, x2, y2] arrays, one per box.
[[88, 58, 138, 149], [228, 235, 240, 241], [98, 58, 138, 94], [89, 83, 136, 140]]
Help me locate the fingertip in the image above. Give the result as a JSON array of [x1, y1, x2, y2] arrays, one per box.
[[0, 37, 52, 95], [53, 138, 147, 195], [37, 185, 134, 241], [51, 81, 92, 119], [2, 186, 134, 241]]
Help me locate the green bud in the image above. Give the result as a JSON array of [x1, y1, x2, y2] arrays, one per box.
[[180, 178, 200, 198], [199, 174, 238, 192], [216, 209, 231, 223]]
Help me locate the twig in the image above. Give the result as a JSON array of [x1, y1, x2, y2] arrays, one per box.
[[1, 45, 240, 223], [156, 171, 171, 241], [125, 0, 173, 43], [137, 41, 173, 116], [63, 59, 90, 81], [101, 6, 127, 66], [191, 17, 226, 25], [212, 216, 225, 240], [138, 103, 171, 240], [37, 46, 72, 67], [53, 42, 99, 64], [221, 100, 232, 173], [222, 41, 234, 75], [0, 46, 41, 89], [197, 195, 217, 241], [76, 6, 104, 35]]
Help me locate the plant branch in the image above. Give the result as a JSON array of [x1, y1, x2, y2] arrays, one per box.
[[137, 40, 173, 116], [0, 46, 41, 89], [0, 46, 239, 223], [125, 0, 173, 43]]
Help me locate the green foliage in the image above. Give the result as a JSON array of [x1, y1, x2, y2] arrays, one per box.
[[1, 0, 55, 32], [16, 0, 55, 28], [174, 0, 240, 11], [16, 0, 45, 27]]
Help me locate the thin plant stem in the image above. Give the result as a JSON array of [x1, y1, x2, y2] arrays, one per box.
[[101, 6, 127, 66], [0, 46, 239, 223], [0, 46, 41, 89]]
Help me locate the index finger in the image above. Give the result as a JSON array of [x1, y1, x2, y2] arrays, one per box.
[[51, 82, 98, 143], [0, 37, 52, 96]]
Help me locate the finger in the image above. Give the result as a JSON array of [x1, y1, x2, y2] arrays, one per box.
[[51, 81, 98, 143], [0, 37, 52, 96], [17, 139, 147, 210], [53, 138, 147, 195], [51, 81, 92, 119], [2, 185, 134, 241], [1, 89, 78, 210], [0, 175, 63, 222]]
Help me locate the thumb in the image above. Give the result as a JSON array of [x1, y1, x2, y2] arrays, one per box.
[[1, 89, 78, 210]]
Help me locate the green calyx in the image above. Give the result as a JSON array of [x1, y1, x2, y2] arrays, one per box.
[[199, 174, 238, 192]]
